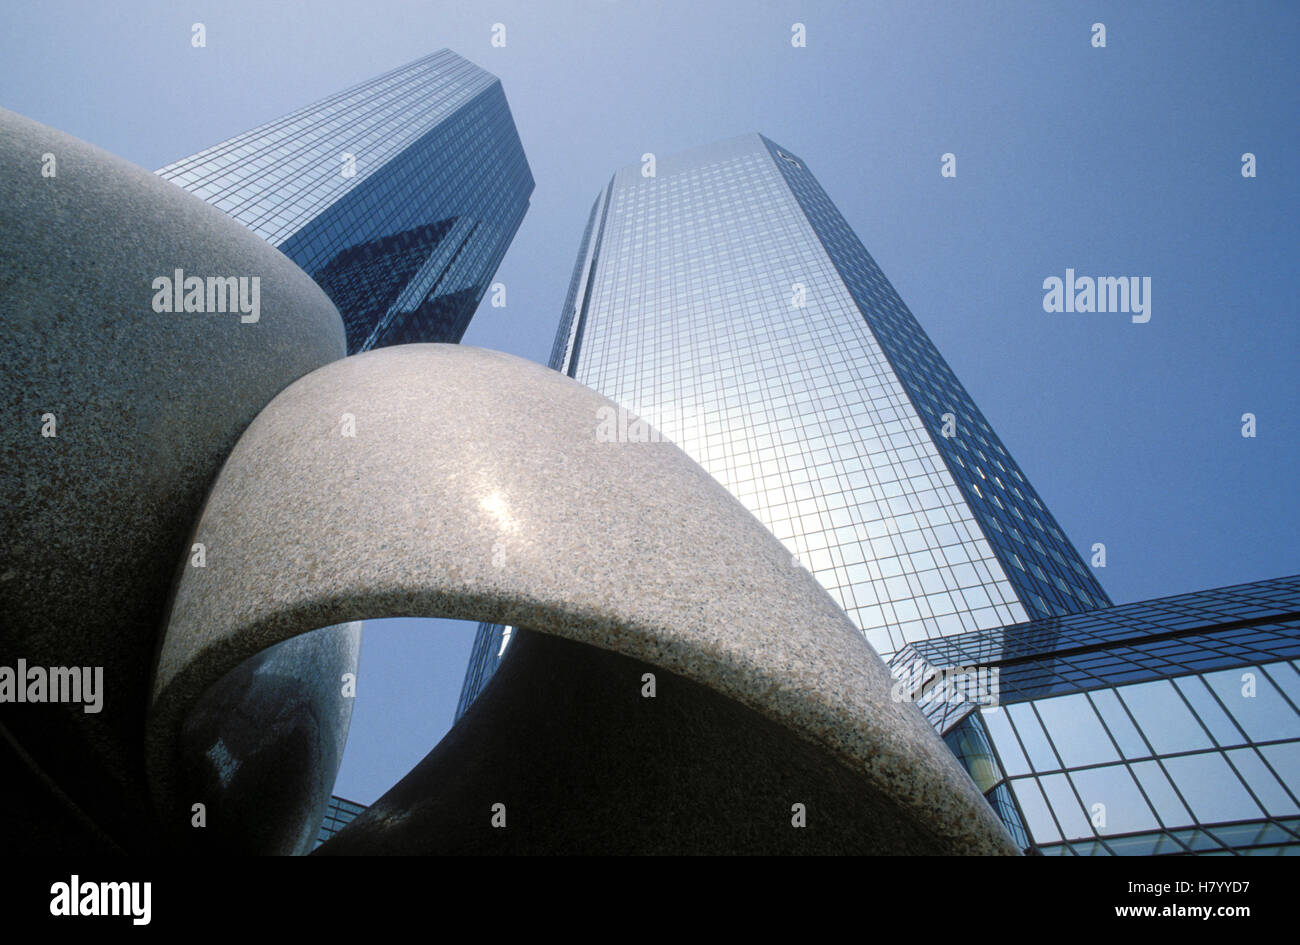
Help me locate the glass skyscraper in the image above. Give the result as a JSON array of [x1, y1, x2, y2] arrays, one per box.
[[460, 132, 1109, 716], [457, 134, 1296, 857], [158, 49, 533, 352]]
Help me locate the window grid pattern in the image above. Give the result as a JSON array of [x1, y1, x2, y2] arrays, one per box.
[[159, 50, 491, 246], [980, 665, 1300, 855], [158, 49, 533, 353], [550, 190, 606, 373], [461, 134, 1094, 705], [457, 620, 510, 720], [892, 574, 1300, 732], [552, 134, 1080, 660], [313, 795, 366, 849], [894, 576, 1300, 855], [761, 135, 1109, 621]]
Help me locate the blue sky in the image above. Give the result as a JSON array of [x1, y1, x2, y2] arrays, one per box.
[[3, 1, 1296, 804]]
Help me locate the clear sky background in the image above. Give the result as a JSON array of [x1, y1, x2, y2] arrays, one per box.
[[3, 1, 1296, 805]]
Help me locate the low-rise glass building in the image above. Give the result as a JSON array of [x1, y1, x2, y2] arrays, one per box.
[[891, 575, 1300, 855]]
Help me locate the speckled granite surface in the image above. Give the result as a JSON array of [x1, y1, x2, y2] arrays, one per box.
[[0, 106, 349, 850], [150, 343, 1019, 854]]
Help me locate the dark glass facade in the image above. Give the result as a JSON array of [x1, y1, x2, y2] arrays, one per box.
[[158, 49, 533, 352], [456, 622, 514, 720], [892, 575, 1300, 855], [760, 136, 1110, 621], [313, 795, 366, 849]]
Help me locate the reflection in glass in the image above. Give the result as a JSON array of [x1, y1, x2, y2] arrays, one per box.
[[1205, 667, 1300, 743], [1225, 748, 1299, 817], [1009, 777, 1059, 844], [1071, 764, 1160, 836], [1118, 680, 1212, 755], [1162, 753, 1263, 825], [1034, 692, 1119, 768]]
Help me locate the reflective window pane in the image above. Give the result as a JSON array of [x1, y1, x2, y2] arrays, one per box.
[[1131, 760, 1193, 828], [1039, 773, 1091, 839], [1174, 676, 1245, 747], [1162, 753, 1263, 825], [1009, 777, 1060, 843], [1118, 680, 1211, 755], [1070, 765, 1160, 836], [1226, 748, 1299, 817], [1035, 692, 1120, 768], [981, 706, 1030, 776], [1090, 688, 1150, 760], [1008, 703, 1060, 770], [1205, 667, 1300, 743]]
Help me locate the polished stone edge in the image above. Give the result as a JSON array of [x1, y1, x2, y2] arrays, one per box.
[[147, 344, 1019, 855]]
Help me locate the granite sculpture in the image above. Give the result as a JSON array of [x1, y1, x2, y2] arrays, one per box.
[[2, 108, 1018, 855]]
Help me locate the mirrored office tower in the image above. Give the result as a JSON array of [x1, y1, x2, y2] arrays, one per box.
[[158, 49, 533, 352], [461, 133, 1110, 713]]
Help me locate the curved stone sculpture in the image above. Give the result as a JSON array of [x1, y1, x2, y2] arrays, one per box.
[[149, 343, 1019, 854], [0, 107, 352, 852], [175, 623, 361, 855]]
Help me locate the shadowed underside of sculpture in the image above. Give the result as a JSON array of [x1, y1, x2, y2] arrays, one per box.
[[149, 343, 1019, 855], [317, 629, 962, 855]]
